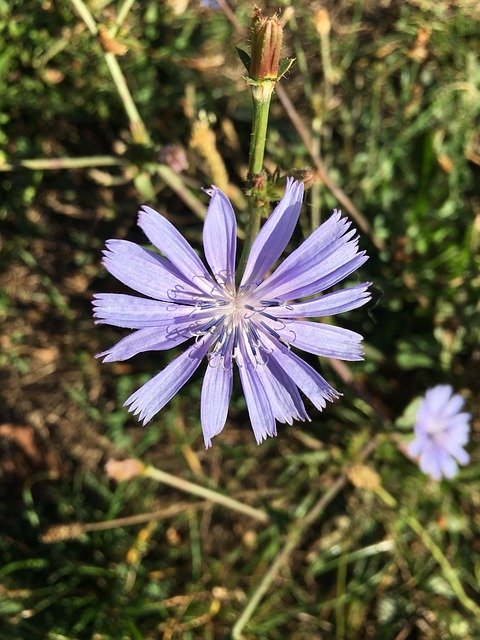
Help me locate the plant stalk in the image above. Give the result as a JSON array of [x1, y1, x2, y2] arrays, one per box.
[[236, 87, 273, 285]]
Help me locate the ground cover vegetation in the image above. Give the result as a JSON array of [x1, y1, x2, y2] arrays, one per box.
[[0, 0, 479, 638]]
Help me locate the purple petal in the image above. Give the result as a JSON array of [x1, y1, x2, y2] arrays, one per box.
[[138, 206, 215, 292], [241, 178, 304, 287], [437, 448, 458, 479], [203, 187, 237, 285], [268, 283, 371, 319], [451, 447, 469, 465], [257, 211, 368, 301], [236, 338, 276, 443], [443, 393, 465, 417], [102, 240, 201, 301], [97, 319, 195, 362], [423, 385, 453, 413], [254, 364, 298, 425], [407, 436, 424, 458], [93, 294, 190, 329], [419, 448, 443, 480], [261, 333, 338, 411], [274, 321, 364, 361], [125, 337, 213, 425], [201, 360, 233, 448], [267, 357, 310, 423]]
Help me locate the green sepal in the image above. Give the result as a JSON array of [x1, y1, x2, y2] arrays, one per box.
[[278, 57, 295, 79], [235, 47, 251, 73]]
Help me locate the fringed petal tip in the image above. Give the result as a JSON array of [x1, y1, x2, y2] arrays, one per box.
[[95, 349, 111, 362]]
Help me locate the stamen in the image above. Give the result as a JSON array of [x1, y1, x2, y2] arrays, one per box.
[[256, 309, 279, 322], [247, 323, 261, 347], [243, 304, 257, 319], [259, 299, 283, 307], [192, 315, 226, 336], [259, 321, 281, 341], [192, 274, 225, 297]]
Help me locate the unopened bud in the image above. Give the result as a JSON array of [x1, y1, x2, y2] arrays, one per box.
[[249, 13, 283, 81], [158, 144, 189, 173]]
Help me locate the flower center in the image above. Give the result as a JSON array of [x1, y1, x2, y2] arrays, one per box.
[[424, 415, 447, 436]]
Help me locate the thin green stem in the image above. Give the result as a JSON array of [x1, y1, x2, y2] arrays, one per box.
[[69, 0, 97, 34], [104, 53, 149, 144], [68, 0, 206, 219], [248, 93, 272, 176], [113, 0, 136, 35], [0, 156, 124, 172], [236, 88, 273, 284], [143, 465, 270, 524], [374, 485, 480, 619], [232, 439, 378, 638]]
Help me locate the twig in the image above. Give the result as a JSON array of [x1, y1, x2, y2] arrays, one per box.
[[374, 485, 480, 620], [113, 0, 136, 35], [0, 156, 125, 172], [143, 464, 270, 524], [68, 0, 206, 218], [40, 501, 202, 542], [216, 1, 382, 249], [232, 438, 378, 638], [275, 84, 383, 250]]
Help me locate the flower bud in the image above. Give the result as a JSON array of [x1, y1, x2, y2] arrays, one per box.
[[249, 12, 283, 81]]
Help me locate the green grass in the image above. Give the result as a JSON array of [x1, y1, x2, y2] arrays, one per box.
[[1, 0, 479, 638]]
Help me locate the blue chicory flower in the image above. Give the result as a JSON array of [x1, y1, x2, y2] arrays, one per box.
[[408, 385, 471, 480], [94, 179, 370, 447]]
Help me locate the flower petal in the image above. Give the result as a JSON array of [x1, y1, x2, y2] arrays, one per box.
[[125, 337, 213, 425], [438, 453, 458, 478], [257, 211, 368, 300], [260, 332, 338, 411], [266, 357, 310, 422], [96, 324, 192, 362], [236, 337, 276, 443], [268, 283, 371, 319], [451, 447, 469, 465], [423, 385, 453, 413], [274, 320, 364, 361], [102, 240, 201, 301], [201, 360, 233, 448], [203, 187, 237, 285], [241, 178, 304, 287], [443, 393, 465, 417], [419, 447, 442, 480], [254, 363, 304, 425], [407, 436, 424, 458], [93, 294, 190, 329], [138, 206, 215, 292]]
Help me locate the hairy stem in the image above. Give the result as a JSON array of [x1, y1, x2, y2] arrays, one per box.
[[236, 89, 273, 284]]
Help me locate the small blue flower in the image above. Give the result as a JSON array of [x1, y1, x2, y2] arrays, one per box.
[[408, 385, 471, 480], [94, 179, 370, 447]]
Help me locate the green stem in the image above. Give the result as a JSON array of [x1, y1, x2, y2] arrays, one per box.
[[104, 53, 149, 144], [143, 465, 270, 524], [68, 0, 206, 220], [0, 156, 124, 172], [236, 88, 273, 285], [232, 439, 378, 639], [374, 485, 480, 619], [248, 92, 272, 176]]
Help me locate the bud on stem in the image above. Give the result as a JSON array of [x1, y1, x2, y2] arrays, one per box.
[[236, 10, 293, 284], [250, 14, 283, 82]]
